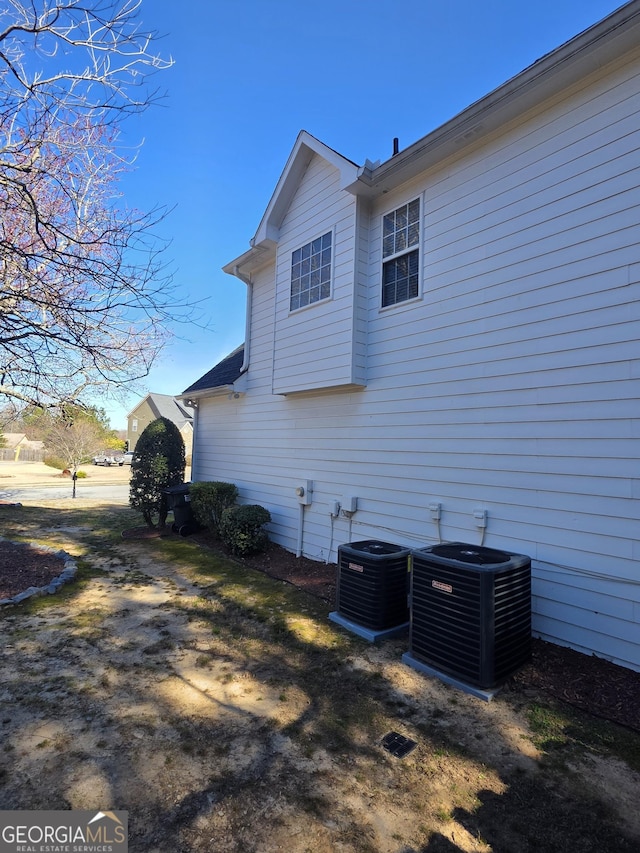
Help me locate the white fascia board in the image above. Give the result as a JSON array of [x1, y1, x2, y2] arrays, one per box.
[[222, 241, 276, 278], [179, 385, 234, 404], [348, 0, 640, 198], [180, 380, 246, 404]]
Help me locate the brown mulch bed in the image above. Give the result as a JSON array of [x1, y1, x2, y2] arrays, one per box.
[[2, 532, 639, 733], [230, 538, 338, 603], [0, 540, 66, 600], [510, 638, 640, 732]]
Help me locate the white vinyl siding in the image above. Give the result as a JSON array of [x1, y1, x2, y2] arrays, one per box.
[[196, 50, 640, 672]]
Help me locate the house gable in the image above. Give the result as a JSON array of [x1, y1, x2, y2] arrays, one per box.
[[253, 131, 360, 247], [271, 151, 366, 395], [224, 134, 366, 395]]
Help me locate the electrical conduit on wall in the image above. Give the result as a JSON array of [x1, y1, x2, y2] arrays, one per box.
[[296, 502, 305, 558]]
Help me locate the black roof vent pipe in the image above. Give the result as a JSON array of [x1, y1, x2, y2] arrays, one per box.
[[393, 137, 399, 156]]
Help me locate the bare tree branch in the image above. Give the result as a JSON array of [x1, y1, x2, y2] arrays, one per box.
[[0, 1, 200, 412]]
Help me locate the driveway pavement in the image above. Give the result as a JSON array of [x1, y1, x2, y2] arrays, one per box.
[[0, 460, 191, 505], [0, 459, 132, 488], [0, 483, 131, 504]]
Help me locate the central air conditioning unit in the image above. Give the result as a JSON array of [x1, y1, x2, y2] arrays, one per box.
[[330, 540, 411, 641], [406, 542, 531, 692]]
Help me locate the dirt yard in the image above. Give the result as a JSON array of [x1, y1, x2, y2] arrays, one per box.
[[0, 496, 639, 852]]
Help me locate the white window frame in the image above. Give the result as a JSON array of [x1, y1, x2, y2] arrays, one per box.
[[132, 419, 138, 432], [381, 198, 421, 308], [289, 230, 333, 313]]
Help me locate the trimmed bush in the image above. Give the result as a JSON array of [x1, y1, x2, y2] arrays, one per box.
[[219, 504, 271, 556], [189, 481, 238, 534], [44, 455, 67, 470], [129, 417, 186, 528]]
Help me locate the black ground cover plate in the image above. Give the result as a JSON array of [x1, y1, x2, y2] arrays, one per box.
[[381, 731, 417, 758]]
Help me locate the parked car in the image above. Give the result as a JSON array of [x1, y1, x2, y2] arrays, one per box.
[[92, 453, 124, 467], [121, 451, 135, 465]]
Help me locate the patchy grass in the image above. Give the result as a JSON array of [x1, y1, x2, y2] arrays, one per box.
[[528, 700, 640, 773]]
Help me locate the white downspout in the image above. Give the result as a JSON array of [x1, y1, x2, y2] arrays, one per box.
[[234, 266, 252, 373]]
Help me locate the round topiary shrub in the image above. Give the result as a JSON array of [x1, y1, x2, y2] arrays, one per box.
[[129, 417, 186, 528], [219, 504, 271, 556]]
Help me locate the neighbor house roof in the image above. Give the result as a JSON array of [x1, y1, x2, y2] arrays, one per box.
[[2, 433, 28, 449], [127, 393, 194, 427], [1, 433, 44, 450], [181, 345, 245, 400]]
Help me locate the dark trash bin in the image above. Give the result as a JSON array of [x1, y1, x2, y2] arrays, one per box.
[[164, 483, 200, 536]]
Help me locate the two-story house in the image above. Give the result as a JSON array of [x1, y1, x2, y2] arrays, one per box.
[[182, 1, 640, 672]]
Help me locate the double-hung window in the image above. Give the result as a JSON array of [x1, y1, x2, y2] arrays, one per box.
[[382, 198, 420, 307], [290, 231, 332, 311]]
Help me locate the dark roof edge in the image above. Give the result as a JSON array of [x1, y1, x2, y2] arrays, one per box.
[[181, 345, 245, 398]]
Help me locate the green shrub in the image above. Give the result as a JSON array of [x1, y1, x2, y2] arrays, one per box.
[[44, 455, 67, 470], [219, 504, 271, 556], [75, 470, 88, 479], [189, 481, 238, 533], [129, 417, 186, 528]]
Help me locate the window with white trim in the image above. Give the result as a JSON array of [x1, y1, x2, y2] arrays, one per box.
[[132, 419, 138, 432], [290, 231, 332, 311], [382, 198, 420, 307]]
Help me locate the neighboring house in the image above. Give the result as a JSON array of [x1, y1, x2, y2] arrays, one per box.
[[126, 393, 194, 457], [0, 433, 45, 461], [182, 3, 640, 672]]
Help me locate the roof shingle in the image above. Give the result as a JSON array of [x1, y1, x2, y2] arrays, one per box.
[[182, 345, 245, 395]]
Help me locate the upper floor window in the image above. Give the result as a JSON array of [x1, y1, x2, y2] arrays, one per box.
[[132, 419, 138, 432], [290, 232, 332, 311], [382, 198, 420, 307]]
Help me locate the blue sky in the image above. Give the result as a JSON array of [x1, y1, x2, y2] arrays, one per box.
[[101, 0, 625, 429]]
